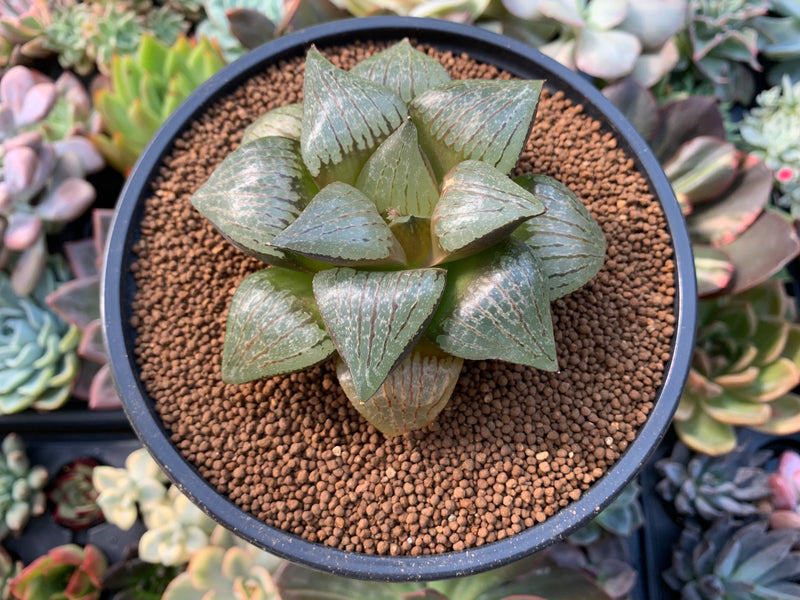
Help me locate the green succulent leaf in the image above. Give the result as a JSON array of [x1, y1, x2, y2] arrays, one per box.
[[513, 174, 606, 299], [428, 238, 557, 370], [356, 118, 439, 218], [350, 38, 452, 104], [336, 340, 463, 437], [275, 561, 420, 600], [753, 393, 800, 435], [409, 78, 543, 180], [270, 182, 407, 267], [738, 357, 800, 403], [313, 268, 447, 403], [664, 137, 738, 207], [221, 269, 334, 384], [433, 161, 545, 261], [752, 316, 790, 366], [191, 137, 317, 267], [242, 103, 303, 144], [673, 401, 737, 456], [693, 245, 734, 297], [301, 46, 408, 187], [703, 390, 771, 426]]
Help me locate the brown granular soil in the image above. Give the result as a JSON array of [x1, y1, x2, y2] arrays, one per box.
[[130, 42, 676, 556]]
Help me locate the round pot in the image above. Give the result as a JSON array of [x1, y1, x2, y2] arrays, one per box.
[[102, 16, 696, 581]]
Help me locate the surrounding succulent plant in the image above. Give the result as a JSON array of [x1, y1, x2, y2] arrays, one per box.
[[738, 75, 800, 219], [47, 457, 103, 530], [8, 543, 107, 600], [655, 440, 771, 520], [46, 209, 120, 410], [769, 448, 800, 530], [673, 279, 800, 455], [138, 485, 218, 566], [664, 518, 800, 599], [759, 0, 800, 85], [101, 545, 182, 600], [568, 482, 644, 546], [0, 434, 46, 540], [0, 258, 81, 414], [547, 538, 637, 600], [91, 33, 226, 173], [192, 40, 606, 437], [0, 0, 51, 67], [92, 447, 168, 531], [0, 65, 104, 295], [161, 544, 280, 600], [45, 0, 190, 76], [196, 0, 283, 61], [0, 546, 21, 600], [603, 78, 800, 298], [500, 0, 687, 86], [329, 0, 490, 21]]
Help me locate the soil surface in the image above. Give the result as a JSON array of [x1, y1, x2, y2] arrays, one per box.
[[130, 42, 676, 556]]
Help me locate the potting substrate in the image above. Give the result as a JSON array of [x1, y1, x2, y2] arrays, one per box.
[[128, 42, 676, 557]]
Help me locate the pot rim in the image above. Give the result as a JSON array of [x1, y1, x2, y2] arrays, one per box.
[[102, 15, 697, 581]]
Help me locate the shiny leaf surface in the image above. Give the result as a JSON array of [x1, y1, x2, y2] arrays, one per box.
[[242, 103, 303, 144]]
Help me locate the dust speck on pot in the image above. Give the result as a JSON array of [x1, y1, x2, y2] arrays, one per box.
[[129, 42, 674, 557]]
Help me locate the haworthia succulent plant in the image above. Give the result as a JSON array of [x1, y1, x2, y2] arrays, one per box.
[[192, 39, 606, 436]]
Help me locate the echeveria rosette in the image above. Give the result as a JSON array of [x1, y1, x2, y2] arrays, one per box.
[[192, 40, 605, 437], [674, 280, 800, 456], [9, 543, 107, 600], [47, 458, 104, 531]]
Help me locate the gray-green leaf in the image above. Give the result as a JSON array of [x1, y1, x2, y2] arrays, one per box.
[[336, 340, 463, 437], [428, 238, 557, 371], [356, 118, 439, 218], [314, 268, 447, 402], [409, 78, 543, 180], [191, 137, 317, 267], [270, 182, 407, 266], [241, 103, 303, 143], [301, 46, 408, 187], [222, 269, 334, 384], [513, 174, 606, 299], [350, 38, 451, 104], [433, 160, 545, 261]]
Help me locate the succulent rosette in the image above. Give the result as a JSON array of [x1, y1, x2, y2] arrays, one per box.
[[192, 40, 606, 437], [9, 543, 107, 600]]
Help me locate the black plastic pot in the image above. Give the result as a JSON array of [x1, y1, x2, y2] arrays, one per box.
[[102, 16, 697, 581]]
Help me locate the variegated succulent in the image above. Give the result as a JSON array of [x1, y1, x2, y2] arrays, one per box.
[[603, 78, 800, 299], [674, 280, 800, 455], [664, 519, 800, 599], [499, 0, 687, 86], [192, 40, 606, 437], [769, 449, 800, 530], [0, 65, 104, 296], [655, 440, 771, 521], [91, 34, 226, 173], [9, 543, 107, 600], [0, 0, 51, 68], [0, 434, 46, 540], [197, 0, 284, 61], [47, 458, 103, 530]]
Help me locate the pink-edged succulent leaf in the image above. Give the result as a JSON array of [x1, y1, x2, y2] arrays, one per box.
[[53, 137, 105, 174], [694, 245, 735, 297], [0, 65, 35, 117], [36, 177, 95, 223], [4, 211, 42, 250], [673, 402, 738, 456], [79, 320, 106, 364], [55, 72, 92, 120], [10, 235, 46, 295], [702, 390, 771, 426], [688, 157, 773, 246], [601, 78, 659, 141], [63, 238, 98, 279], [88, 364, 121, 410], [650, 96, 726, 162], [752, 317, 791, 366], [575, 29, 641, 80], [15, 81, 56, 127], [92, 209, 113, 259], [336, 340, 463, 437], [3, 144, 37, 194], [226, 7, 275, 50], [753, 393, 800, 436], [664, 137, 739, 207], [45, 275, 100, 329], [770, 510, 800, 530], [721, 209, 800, 296]]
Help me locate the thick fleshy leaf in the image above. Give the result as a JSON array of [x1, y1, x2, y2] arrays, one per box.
[[433, 161, 545, 261], [650, 96, 726, 162], [389, 216, 432, 267], [664, 137, 738, 207], [754, 393, 800, 435], [356, 118, 439, 218], [630, 40, 680, 88], [227, 8, 276, 49], [722, 209, 800, 296], [270, 182, 406, 267], [222, 268, 334, 384], [693, 245, 734, 297], [301, 46, 407, 187], [16, 82, 56, 127], [673, 407, 737, 456], [313, 267, 446, 402], [88, 364, 121, 410], [409, 79, 543, 180], [350, 38, 451, 104], [275, 562, 420, 600], [428, 238, 557, 370], [619, 1, 688, 50], [0, 66, 35, 117], [738, 357, 800, 402], [5, 212, 42, 251], [688, 158, 773, 245], [241, 103, 303, 144], [585, 0, 628, 29], [36, 178, 95, 222], [513, 174, 606, 299], [752, 316, 790, 366], [703, 391, 771, 426], [52, 137, 105, 174], [336, 340, 463, 437], [575, 29, 641, 80], [45, 276, 100, 329], [3, 145, 37, 195], [601, 78, 659, 141], [191, 137, 317, 267]]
